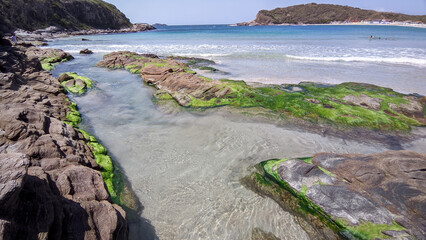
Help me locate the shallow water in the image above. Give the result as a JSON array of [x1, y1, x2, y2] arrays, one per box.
[[51, 54, 426, 239]]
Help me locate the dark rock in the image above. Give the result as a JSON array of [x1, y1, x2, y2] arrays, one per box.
[[58, 73, 73, 83], [0, 42, 127, 239], [82, 38, 90, 41], [80, 48, 93, 54], [0, 153, 29, 217]]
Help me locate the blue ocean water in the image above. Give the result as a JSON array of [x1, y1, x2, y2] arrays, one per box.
[[50, 25, 426, 94]]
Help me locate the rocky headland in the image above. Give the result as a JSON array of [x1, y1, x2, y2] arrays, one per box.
[[0, 0, 155, 43], [237, 3, 426, 26], [0, 39, 129, 239], [243, 150, 426, 240], [0, 0, 132, 33]]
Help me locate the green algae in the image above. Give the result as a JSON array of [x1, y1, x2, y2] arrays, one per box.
[[187, 80, 423, 131], [40, 51, 73, 71], [42, 62, 58, 71], [260, 158, 408, 240], [345, 220, 406, 240], [61, 72, 94, 95], [78, 129, 125, 205], [65, 72, 94, 87], [65, 102, 81, 127], [99, 52, 424, 131]]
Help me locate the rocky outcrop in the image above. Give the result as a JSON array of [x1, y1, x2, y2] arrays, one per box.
[[26, 46, 74, 70], [97, 52, 425, 133], [0, 0, 132, 33], [0, 40, 127, 239], [80, 48, 94, 54], [13, 23, 156, 43], [241, 3, 426, 25], [254, 151, 426, 239], [97, 51, 232, 106], [58, 72, 94, 95]]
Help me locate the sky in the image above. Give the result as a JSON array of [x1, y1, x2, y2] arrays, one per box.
[[104, 0, 426, 25]]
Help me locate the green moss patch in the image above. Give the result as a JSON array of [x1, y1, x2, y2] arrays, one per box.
[[40, 51, 73, 71], [65, 102, 81, 127], [346, 220, 406, 240], [98, 52, 424, 131], [78, 129, 126, 205], [187, 81, 423, 131], [60, 72, 94, 95]]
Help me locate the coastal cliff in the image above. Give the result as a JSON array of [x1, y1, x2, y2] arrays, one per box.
[[238, 3, 426, 25], [0, 0, 132, 33], [0, 40, 127, 239]]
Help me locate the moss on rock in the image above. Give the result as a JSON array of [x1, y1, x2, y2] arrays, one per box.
[[39, 50, 74, 71], [256, 158, 410, 240], [97, 52, 425, 131], [65, 102, 81, 127], [60, 72, 94, 95]]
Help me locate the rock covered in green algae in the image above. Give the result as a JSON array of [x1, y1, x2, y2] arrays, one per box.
[[25, 47, 73, 71], [258, 151, 426, 240], [97, 51, 425, 131], [58, 72, 94, 94]]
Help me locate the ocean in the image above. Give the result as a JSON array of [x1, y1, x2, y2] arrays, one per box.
[[49, 24, 426, 95], [49, 25, 426, 239]]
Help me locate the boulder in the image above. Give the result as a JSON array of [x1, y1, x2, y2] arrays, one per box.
[[80, 48, 94, 54], [58, 73, 73, 83]]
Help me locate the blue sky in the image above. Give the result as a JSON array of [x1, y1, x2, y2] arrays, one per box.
[[104, 0, 426, 25]]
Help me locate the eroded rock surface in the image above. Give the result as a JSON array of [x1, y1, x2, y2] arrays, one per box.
[[97, 51, 232, 106], [264, 151, 426, 239], [0, 41, 127, 239]]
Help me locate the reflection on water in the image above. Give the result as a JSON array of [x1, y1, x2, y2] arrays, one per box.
[[52, 55, 422, 239]]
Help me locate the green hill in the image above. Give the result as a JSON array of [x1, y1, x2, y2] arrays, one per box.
[[246, 3, 426, 25]]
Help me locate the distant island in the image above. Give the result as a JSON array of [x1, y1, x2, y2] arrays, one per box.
[[238, 3, 426, 26]]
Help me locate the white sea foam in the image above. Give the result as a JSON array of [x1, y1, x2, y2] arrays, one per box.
[[286, 55, 426, 66]]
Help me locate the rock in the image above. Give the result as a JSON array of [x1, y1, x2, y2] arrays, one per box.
[[26, 47, 74, 71], [0, 42, 127, 239], [0, 153, 29, 217], [82, 38, 90, 41], [262, 151, 426, 239], [58, 73, 73, 83], [98, 51, 229, 107], [80, 48, 93, 54], [278, 159, 336, 191], [75, 79, 86, 88], [343, 94, 383, 110], [65, 79, 75, 88], [389, 96, 424, 119]]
